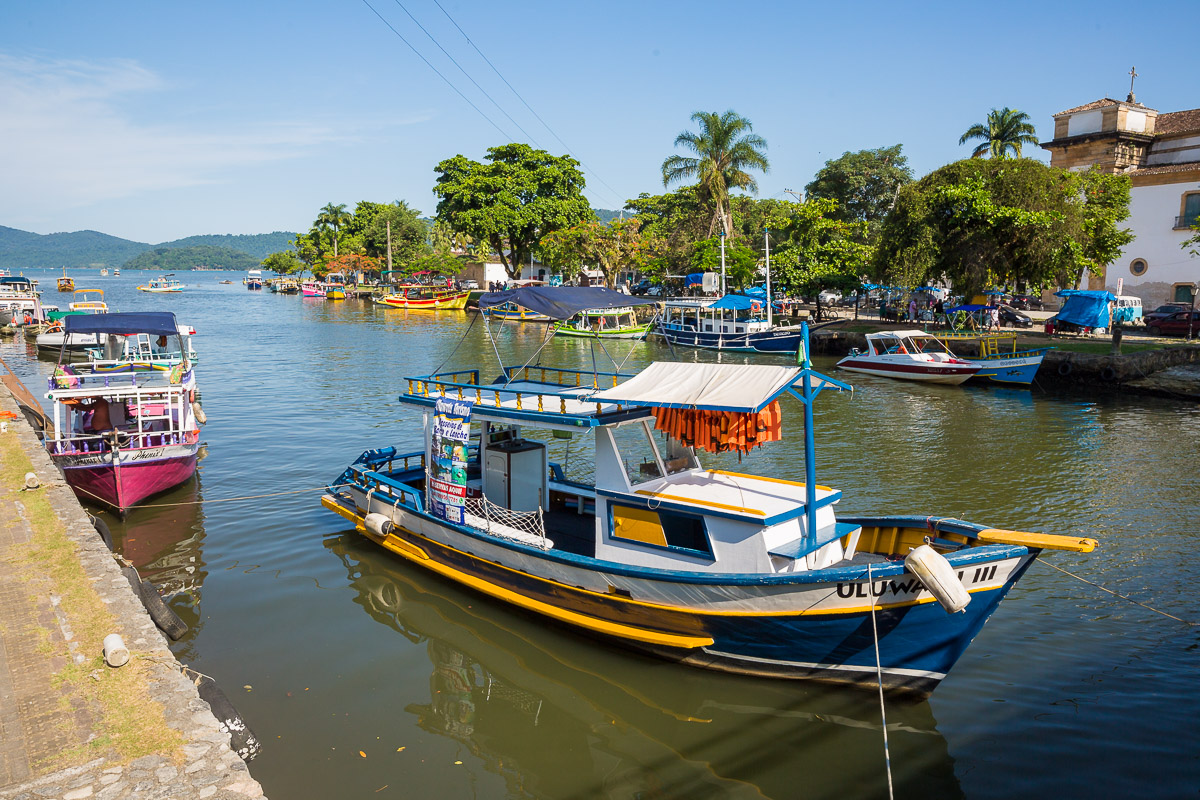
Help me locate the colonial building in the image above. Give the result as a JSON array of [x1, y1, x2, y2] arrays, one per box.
[[1041, 93, 1200, 304]]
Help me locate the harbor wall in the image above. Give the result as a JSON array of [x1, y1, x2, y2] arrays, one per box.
[[0, 386, 267, 800]]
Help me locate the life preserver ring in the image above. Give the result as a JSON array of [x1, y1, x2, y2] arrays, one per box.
[[1101, 366, 1117, 381], [1057, 361, 1073, 377]]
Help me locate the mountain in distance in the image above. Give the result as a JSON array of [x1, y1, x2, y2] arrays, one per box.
[[0, 225, 297, 269], [124, 245, 261, 272]]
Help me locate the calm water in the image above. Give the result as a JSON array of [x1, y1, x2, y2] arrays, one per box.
[[4, 270, 1198, 799]]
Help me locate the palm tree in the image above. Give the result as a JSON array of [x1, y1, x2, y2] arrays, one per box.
[[316, 202, 351, 257], [959, 108, 1040, 159], [662, 110, 769, 237]]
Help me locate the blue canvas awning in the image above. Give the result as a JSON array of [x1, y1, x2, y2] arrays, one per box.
[[709, 295, 762, 311], [1054, 290, 1115, 329], [63, 312, 180, 336], [477, 287, 656, 321]]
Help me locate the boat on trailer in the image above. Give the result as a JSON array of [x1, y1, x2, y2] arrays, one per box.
[[44, 312, 203, 513], [323, 287, 1095, 695], [836, 330, 982, 385]]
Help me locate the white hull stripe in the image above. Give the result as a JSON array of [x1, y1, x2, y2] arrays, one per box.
[[701, 648, 947, 681]]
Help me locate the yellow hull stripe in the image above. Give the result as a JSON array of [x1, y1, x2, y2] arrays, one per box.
[[323, 496, 1016, 620], [633, 489, 765, 518], [708, 470, 832, 492]]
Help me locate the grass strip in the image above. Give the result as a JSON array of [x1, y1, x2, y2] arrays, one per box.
[[0, 432, 184, 770]]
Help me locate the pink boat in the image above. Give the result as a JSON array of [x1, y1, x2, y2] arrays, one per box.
[[44, 312, 203, 513]]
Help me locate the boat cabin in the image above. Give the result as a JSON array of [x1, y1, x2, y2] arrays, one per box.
[[861, 330, 951, 357], [660, 298, 773, 337]]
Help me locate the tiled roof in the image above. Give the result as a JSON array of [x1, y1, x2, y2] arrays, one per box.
[[1053, 97, 1152, 116], [1126, 160, 1200, 176], [1155, 109, 1200, 137]]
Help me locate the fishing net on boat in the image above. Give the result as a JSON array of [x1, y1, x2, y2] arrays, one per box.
[[463, 495, 551, 550]]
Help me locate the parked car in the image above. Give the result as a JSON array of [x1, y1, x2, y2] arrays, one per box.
[[460, 279, 479, 290], [998, 305, 1033, 328], [1009, 294, 1044, 310], [1144, 303, 1191, 325], [630, 279, 655, 296], [1146, 310, 1200, 337], [818, 290, 843, 306]]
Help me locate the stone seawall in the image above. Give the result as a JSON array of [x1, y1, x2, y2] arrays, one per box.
[[0, 387, 267, 800]]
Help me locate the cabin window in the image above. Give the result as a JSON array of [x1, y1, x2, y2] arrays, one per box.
[[609, 503, 712, 556], [611, 420, 664, 485]]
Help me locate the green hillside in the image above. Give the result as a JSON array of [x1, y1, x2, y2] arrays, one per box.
[[0, 225, 149, 269], [124, 245, 260, 271], [157, 232, 296, 260]]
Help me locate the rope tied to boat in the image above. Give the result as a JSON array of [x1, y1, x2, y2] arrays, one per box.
[[867, 563, 896, 800], [1036, 557, 1196, 626]]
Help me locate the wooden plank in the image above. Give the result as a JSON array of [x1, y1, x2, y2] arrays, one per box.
[[977, 528, 1098, 553]]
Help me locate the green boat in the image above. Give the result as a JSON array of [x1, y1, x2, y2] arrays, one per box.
[[553, 306, 652, 340]]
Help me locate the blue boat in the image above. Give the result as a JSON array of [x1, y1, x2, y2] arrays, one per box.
[[656, 295, 813, 353], [937, 331, 1050, 386], [323, 287, 1096, 695]]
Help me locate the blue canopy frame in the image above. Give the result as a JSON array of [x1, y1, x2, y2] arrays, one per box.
[[63, 312, 180, 336], [477, 286, 657, 321]]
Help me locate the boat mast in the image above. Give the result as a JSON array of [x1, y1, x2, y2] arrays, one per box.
[[764, 228, 772, 327], [719, 231, 726, 297], [800, 322, 817, 543]]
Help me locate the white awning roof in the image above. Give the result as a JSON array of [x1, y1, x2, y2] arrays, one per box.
[[591, 362, 805, 413]]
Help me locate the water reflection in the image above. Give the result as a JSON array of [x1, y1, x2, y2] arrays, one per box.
[[326, 533, 962, 800]]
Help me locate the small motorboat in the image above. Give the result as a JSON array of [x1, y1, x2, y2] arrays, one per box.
[[57, 267, 74, 292], [137, 274, 184, 293], [246, 269, 264, 290], [836, 330, 981, 385], [554, 306, 652, 340]]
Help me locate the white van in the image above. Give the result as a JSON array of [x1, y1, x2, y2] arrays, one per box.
[[1113, 295, 1143, 325]]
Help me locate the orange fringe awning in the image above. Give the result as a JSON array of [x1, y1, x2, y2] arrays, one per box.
[[651, 402, 783, 455]]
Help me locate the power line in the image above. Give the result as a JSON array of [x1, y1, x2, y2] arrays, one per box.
[[429, 0, 628, 209], [358, 0, 512, 141], [388, 0, 544, 149]]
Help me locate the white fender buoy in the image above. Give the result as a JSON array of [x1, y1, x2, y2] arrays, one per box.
[[363, 513, 394, 538], [103, 633, 129, 667], [192, 401, 207, 425], [23, 472, 39, 489], [905, 545, 971, 614]]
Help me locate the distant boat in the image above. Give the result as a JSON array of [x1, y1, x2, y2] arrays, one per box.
[[137, 275, 185, 293], [100, 269, 109, 277], [245, 269, 263, 290], [57, 267, 74, 292], [114, 269, 121, 277], [325, 273, 347, 300]]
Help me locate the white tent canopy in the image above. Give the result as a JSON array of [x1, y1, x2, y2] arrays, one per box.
[[591, 362, 806, 413]]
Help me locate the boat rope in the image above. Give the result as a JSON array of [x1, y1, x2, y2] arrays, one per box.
[[504, 321, 557, 389], [867, 563, 896, 800], [1036, 557, 1196, 626], [68, 482, 353, 509], [430, 311, 479, 376]]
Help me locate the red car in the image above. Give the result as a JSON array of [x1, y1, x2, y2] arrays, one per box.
[[1146, 310, 1200, 337]]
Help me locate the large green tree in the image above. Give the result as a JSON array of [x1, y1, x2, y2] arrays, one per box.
[[433, 143, 593, 280], [873, 159, 1133, 296], [541, 219, 655, 288], [769, 198, 873, 315], [804, 145, 913, 239], [959, 108, 1039, 159], [361, 201, 430, 270], [261, 250, 306, 275], [661, 110, 769, 238]]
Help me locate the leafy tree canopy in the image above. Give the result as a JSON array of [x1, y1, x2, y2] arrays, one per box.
[[541, 219, 657, 288], [689, 236, 758, 291], [261, 250, 305, 275], [804, 145, 913, 239], [873, 159, 1133, 296], [434, 143, 593, 280], [769, 198, 873, 303], [361, 201, 430, 267]]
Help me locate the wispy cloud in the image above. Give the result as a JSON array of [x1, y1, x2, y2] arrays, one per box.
[[0, 54, 432, 224]]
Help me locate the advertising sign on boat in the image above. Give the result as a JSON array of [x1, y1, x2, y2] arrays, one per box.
[[429, 397, 473, 524]]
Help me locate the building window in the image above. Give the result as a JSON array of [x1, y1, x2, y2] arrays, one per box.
[[1129, 259, 1148, 277], [1177, 192, 1200, 229]]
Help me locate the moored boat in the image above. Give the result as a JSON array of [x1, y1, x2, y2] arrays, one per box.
[[323, 287, 1095, 695], [377, 283, 470, 310], [836, 330, 982, 385], [44, 312, 203, 512], [246, 269, 264, 290], [325, 272, 347, 300], [936, 331, 1049, 385], [137, 274, 184, 293], [554, 305, 652, 340], [301, 280, 326, 298], [656, 296, 813, 353], [479, 301, 550, 321], [57, 267, 74, 292]]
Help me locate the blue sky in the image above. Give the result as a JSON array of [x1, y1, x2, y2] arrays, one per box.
[[1, 0, 1194, 244]]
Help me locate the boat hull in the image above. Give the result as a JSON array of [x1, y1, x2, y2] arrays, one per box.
[[326, 490, 1032, 695], [554, 323, 651, 340], [658, 324, 805, 353], [965, 353, 1045, 385], [53, 442, 198, 512], [836, 358, 978, 385], [376, 291, 470, 310]]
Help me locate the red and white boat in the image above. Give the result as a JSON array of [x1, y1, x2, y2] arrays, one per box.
[[44, 312, 203, 513], [836, 330, 981, 385]]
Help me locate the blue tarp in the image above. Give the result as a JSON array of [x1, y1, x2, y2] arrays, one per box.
[[741, 286, 767, 300], [477, 287, 656, 321], [63, 312, 180, 336], [1055, 290, 1116, 329], [685, 273, 704, 287], [709, 295, 763, 311]]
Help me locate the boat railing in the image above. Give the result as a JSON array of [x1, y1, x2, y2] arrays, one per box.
[[50, 364, 191, 392], [48, 428, 194, 454], [405, 366, 634, 414]]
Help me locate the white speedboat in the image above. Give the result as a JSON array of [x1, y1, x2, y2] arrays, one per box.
[[836, 330, 981, 385]]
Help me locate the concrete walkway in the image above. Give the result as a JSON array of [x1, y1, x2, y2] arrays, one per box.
[[0, 387, 266, 800]]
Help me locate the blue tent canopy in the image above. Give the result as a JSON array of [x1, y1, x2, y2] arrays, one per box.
[[685, 273, 704, 286], [477, 287, 656, 321], [709, 295, 763, 311], [63, 312, 180, 336], [1054, 290, 1115, 329], [741, 286, 767, 300], [946, 304, 993, 313]]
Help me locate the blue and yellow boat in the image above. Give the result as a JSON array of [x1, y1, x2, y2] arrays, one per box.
[[323, 287, 1095, 695]]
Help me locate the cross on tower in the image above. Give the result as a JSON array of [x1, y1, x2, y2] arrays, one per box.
[[1128, 66, 1138, 103]]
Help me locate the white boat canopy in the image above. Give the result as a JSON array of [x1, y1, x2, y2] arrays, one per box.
[[591, 361, 847, 413]]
